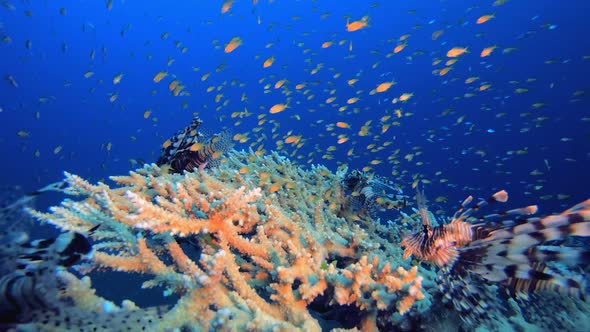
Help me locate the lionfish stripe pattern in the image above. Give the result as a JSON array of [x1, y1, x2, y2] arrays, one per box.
[[1, 231, 93, 321], [401, 191, 512, 268], [402, 190, 590, 299], [156, 116, 232, 173], [458, 199, 590, 298]]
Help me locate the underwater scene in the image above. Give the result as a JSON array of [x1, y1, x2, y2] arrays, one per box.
[[1, 0, 590, 331]]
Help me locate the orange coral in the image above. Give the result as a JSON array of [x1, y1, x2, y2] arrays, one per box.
[[29, 150, 425, 330]]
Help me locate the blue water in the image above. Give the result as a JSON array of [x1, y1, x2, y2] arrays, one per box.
[[1, 0, 589, 215]]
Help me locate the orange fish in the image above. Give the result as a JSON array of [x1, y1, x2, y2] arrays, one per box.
[[268, 183, 281, 193], [336, 121, 350, 129], [321, 41, 333, 48], [479, 84, 491, 91], [476, 14, 495, 24], [399, 92, 413, 102], [168, 80, 179, 91], [221, 0, 233, 14], [375, 81, 394, 93], [153, 71, 167, 83], [284, 135, 300, 144], [446, 47, 468, 57], [224, 36, 242, 53], [269, 103, 288, 114], [445, 58, 458, 66], [274, 79, 286, 89], [263, 56, 275, 68], [346, 16, 369, 32], [439, 67, 452, 76], [480, 46, 497, 57], [393, 43, 406, 54]]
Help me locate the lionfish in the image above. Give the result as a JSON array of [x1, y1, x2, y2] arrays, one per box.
[[340, 169, 408, 218], [156, 116, 233, 173], [401, 190, 589, 318], [0, 190, 94, 325]]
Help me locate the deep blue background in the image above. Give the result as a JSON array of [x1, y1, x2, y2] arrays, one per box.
[[1, 0, 589, 217]]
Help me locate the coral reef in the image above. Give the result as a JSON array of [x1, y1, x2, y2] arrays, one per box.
[[3, 149, 589, 331], [23, 150, 424, 331]]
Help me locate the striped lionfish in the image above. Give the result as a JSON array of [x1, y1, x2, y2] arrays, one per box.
[[156, 116, 233, 173], [340, 169, 408, 218], [0, 191, 94, 326], [401, 190, 589, 320]]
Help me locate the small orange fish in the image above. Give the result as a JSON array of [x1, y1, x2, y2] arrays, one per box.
[[336, 121, 350, 129], [168, 80, 179, 91], [269, 183, 281, 193], [476, 14, 495, 24], [480, 46, 497, 57], [346, 16, 369, 32], [269, 103, 287, 114], [399, 92, 414, 102], [153, 71, 167, 83], [375, 81, 394, 93], [446, 47, 468, 58], [263, 56, 275, 68], [189, 142, 204, 152], [393, 43, 406, 54], [274, 79, 286, 89], [284, 135, 300, 144], [221, 0, 233, 14], [224, 36, 242, 53], [346, 97, 359, 104], [479, 84, 491, 91], [445, 58, 458, 66], [439, 67, 452, 76], [321, 41, 333, 48], [337, 135, 349, 144]]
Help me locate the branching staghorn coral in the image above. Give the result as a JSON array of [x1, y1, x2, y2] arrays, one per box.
[[26, 149, 424, 331]]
